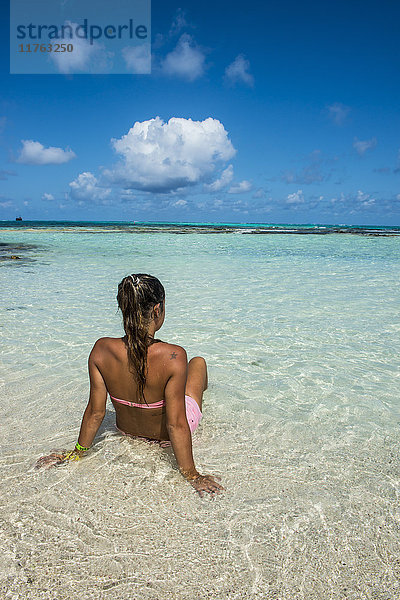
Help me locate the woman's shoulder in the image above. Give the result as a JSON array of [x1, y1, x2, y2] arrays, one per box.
[[90, 337, 123, 356], [92, 336, 121, 346], [156, 341, 188, 362]]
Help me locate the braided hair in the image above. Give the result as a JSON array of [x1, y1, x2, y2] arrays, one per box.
[[117, 274, 165, 402]]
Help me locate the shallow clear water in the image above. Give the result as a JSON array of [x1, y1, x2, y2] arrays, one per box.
[[1, 224, 400, 599]]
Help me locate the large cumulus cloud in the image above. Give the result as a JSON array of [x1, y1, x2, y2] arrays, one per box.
[[104, 116, 236, 193]]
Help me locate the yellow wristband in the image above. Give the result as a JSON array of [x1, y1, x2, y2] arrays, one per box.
[[75, 442, 90, 452]]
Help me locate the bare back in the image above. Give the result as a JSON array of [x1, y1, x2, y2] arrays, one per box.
[[93, 337, 186, 440]]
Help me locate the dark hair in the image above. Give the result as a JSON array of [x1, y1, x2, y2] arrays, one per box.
[[117, 274, 165, 402]]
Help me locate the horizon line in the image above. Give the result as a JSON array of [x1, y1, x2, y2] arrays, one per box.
[[1, 219, 400, 228]]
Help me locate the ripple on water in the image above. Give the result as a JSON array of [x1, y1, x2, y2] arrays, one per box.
[[0, 228, 399, 599]]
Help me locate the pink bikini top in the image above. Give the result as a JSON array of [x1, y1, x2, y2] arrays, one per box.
[[109, 394, 166, 409]]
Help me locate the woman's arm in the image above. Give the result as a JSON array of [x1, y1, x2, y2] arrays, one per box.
[[164, 347, 224, 497], [75, 344, 107, 449], [35, 342, 107, 469], [164, 347, 197, 474]]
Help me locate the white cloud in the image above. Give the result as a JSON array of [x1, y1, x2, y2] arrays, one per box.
[[122, 45, 151, 74], [154, 9, 195, 50], [203, 164, 234, 192], [0, 199, 13, 208], [49, 21, 112, 74], [286, 189, 304, 204], [252, 187, 266, 199], [17, 140, 76, 165], [356, 190, 369, 202], [69, 172, 111, 202], [327, 103, 350, 125], [171, 198, 187, 207], [160, 34, 206, 81], [105, 116, 236, 193], [356, 189, 375, 207], [224, 54, 254, 87], [169, 8, 190, 37], [353, 137, 377, 156], [42, 193, 55, 201], [228, 180, 252, 194]]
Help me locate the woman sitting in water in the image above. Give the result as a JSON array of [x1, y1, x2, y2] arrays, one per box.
[[36, 274, 224, 497]]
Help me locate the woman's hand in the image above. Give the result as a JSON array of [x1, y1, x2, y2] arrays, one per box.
[[35, 451, 67, 470], [189, 474, 225, 498], [34, 449, 84, 470]]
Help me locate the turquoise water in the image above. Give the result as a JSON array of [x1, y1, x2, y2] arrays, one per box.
[[1, 223, 400, 599]]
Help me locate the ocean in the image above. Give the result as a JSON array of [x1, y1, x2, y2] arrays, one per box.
[[1, 221, 399, 599]]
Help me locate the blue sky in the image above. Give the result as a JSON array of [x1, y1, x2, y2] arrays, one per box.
[[1, 0, 400, 225]]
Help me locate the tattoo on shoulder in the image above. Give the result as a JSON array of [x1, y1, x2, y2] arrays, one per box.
[[170, 352, 177, 359]]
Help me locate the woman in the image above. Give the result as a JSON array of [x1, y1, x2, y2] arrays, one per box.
[[36, 274, 224, 497]]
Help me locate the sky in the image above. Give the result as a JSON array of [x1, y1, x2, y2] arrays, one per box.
[[1, 0, 400, 225]]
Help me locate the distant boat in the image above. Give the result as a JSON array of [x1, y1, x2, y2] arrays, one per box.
[[16, 216, 22, 221]]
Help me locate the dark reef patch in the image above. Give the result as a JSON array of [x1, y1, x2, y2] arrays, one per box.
[[0, 242, 41, 264]]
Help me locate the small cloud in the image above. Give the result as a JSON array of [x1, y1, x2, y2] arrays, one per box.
[[154, 9, 194, 50], [120, 189, 138, 203], [252, 187, 266, 199], [69, 172, 111, 202], [327, 189, 378, 212], [374, 167, 391, 174], [281, 164, 326, 185], [17, 140, 76, 165], [169, 8, 191, 37], [281, 150, 333, 185], [0, 196, 14, 208], [353, 137, 377, 156], [356, 190, 369, 202], [122, 45, 151, 74], [327, 103, 351, 126], [49, 21, 113, 74], [203, 164, 234, 192], [0, 169, 17, 180], [228, 180, 252, 194], [42, 193, 55, 201], [0, 117, 6, 134], [356, 189, 375, 207], [286, 189, 304, 204], [171, 198, 187, 207], [160, 33, 206, 81], [224, 54, 254, 87]]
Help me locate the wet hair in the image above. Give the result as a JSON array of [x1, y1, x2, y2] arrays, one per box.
[[117, 273, 165, 402]]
